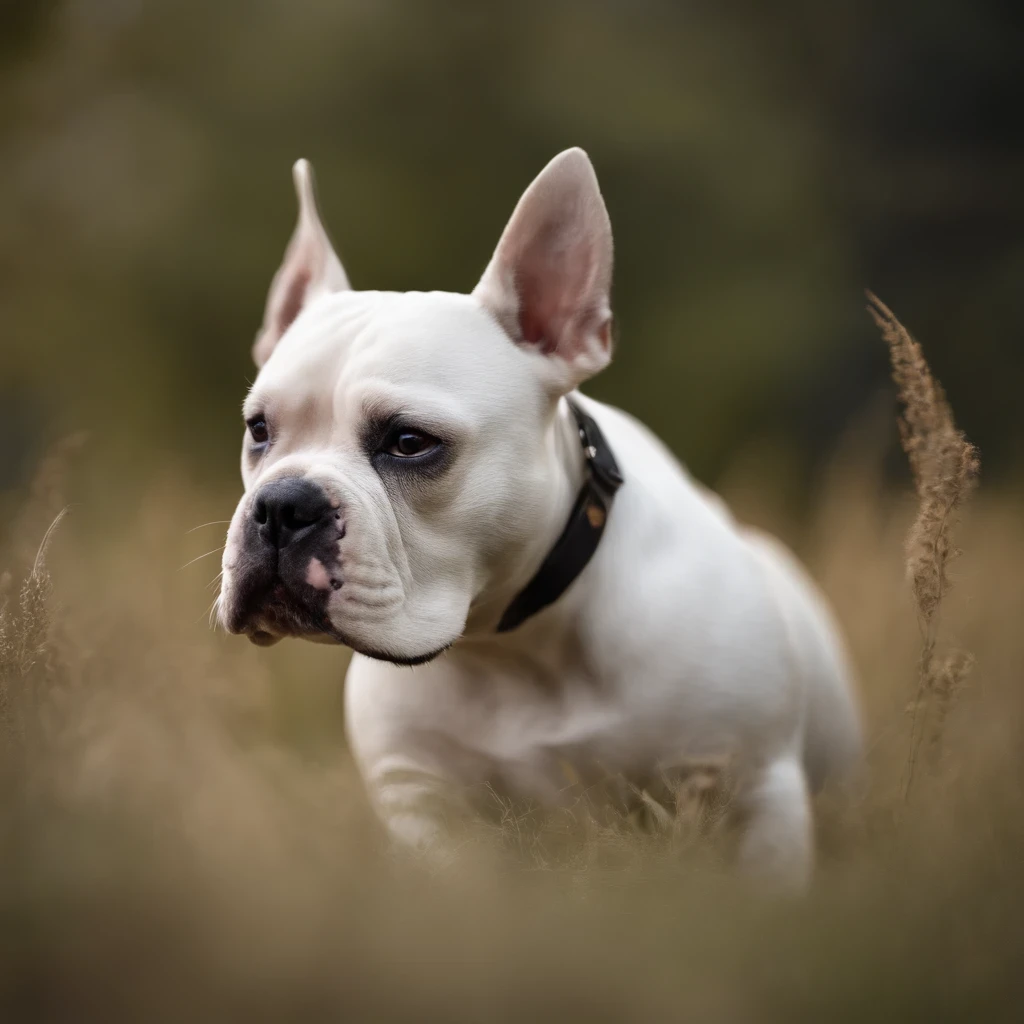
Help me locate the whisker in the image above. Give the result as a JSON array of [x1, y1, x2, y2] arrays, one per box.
[[186, 520, 231, 535], [179, 546, 225, 571], [206, 593, 220, 626]]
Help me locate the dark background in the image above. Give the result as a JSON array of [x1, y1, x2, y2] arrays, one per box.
[[2, 0, 1021, 506]]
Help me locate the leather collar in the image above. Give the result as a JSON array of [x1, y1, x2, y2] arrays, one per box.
[[497, 397, 624, 633]]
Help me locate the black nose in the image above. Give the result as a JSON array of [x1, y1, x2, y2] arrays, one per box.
[[252, 477, 332, 550]]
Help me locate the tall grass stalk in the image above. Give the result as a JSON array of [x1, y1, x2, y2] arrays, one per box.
[[867, 292, 979, 798]]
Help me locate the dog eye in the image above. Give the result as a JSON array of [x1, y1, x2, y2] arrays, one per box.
[[387, 430, 438, 458], [247, 416, 269, 444]]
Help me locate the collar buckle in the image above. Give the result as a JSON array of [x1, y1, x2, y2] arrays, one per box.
[[575, 407, 624, 496]]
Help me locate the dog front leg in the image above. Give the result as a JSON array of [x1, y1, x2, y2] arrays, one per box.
[[370, 764, 469, 864], [732, 756, 814, 891]]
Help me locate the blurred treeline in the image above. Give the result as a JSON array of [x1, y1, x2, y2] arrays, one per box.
[[1, 0, 1022, 501]]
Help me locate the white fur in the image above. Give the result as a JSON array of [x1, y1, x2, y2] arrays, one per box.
[[220, 149, 863, 887]]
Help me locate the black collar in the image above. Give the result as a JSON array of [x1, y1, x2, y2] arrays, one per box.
[[497, 397, 624, 633]]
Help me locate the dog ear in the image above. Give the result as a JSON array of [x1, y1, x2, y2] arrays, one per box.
[[252, 159, 350, 367], [473, 148, 613, 390]]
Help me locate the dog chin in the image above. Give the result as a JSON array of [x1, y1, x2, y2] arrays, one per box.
[[321, 623, 456, 667], [242, 616, 454, 667], [354, 639, 454, 667], [246, 627, 340, 648]]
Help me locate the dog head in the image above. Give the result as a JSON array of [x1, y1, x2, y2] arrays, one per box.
[[218, 149, 614, 664]]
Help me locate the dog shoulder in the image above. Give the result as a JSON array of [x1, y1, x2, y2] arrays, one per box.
[[572, 393, 741, 536]]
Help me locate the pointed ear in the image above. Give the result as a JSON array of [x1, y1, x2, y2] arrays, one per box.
[[252, 159, 350, 367], [473, 148, 613, 390]]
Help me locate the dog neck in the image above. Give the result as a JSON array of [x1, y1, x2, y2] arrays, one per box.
[[460, 394, 604, 642]]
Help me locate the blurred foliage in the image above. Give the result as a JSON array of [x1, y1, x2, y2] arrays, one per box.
[[1, 0, 1022, 503]]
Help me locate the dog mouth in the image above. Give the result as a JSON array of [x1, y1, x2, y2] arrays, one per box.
[[228, 578, 455, 665], [230, 576, 333, 647], [225, 558, 456, 666]]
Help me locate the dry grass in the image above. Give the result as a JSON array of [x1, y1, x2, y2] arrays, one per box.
[[867, 292, 980, 793], [1, 301, 1022, 1020]]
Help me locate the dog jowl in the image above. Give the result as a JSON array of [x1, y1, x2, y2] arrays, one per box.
[[217, 150, 862, 887]]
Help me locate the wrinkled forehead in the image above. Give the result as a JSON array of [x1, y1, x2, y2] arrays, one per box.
[[244, 290, 527, 423]]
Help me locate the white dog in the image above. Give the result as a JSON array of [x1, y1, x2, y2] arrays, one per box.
[[218, 149, 862, 886]]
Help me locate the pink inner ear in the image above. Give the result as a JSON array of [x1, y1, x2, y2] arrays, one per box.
[[275, 266, 312, 339], [515, 223, 596, 356]]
